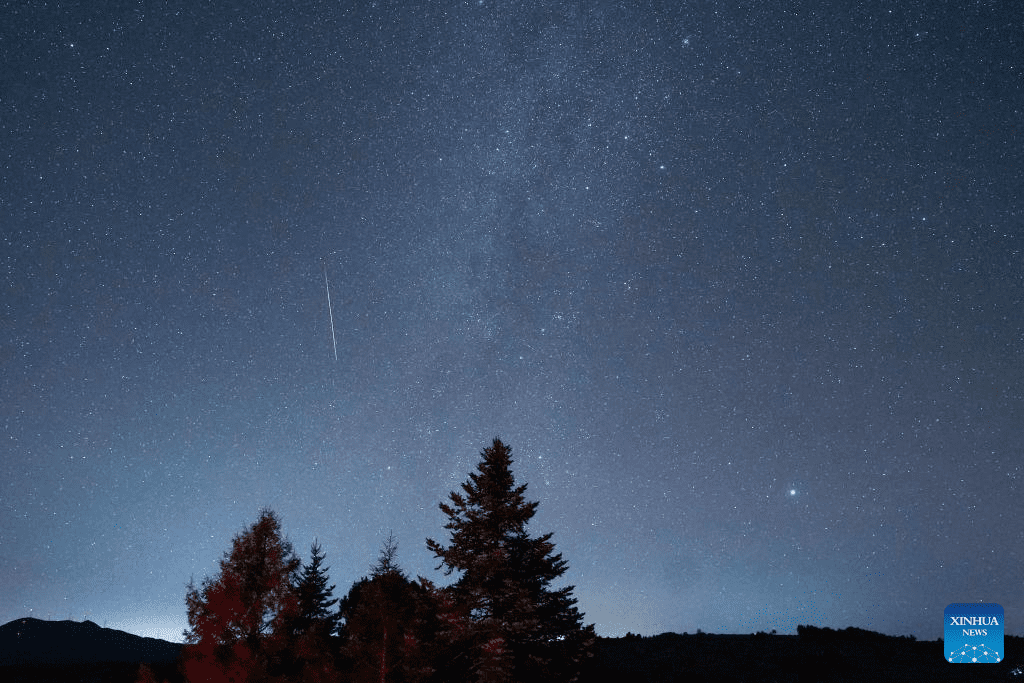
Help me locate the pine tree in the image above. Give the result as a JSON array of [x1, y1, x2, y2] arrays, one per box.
[[426, 438, 595, 683], [182, 507, 302, 683], [295, 540, 341, 637], [290, 540, 342, 682]]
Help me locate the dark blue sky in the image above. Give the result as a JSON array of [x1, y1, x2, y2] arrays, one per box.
[[2, 0, 1021, 642]]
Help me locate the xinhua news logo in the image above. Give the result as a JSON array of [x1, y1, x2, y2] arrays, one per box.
[[945, 603, 1003, 663]]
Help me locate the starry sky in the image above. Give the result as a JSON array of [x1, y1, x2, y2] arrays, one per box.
[[2, 0, 1022, 644]]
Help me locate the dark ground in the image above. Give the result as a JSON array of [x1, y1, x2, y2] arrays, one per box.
[[2, 619, 1021, 682], [582, 627, 1024, 682]]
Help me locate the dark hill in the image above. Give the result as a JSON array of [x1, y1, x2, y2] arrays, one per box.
[[0, 617, 182, 667]]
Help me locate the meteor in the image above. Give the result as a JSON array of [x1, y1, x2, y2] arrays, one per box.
[[323, 261, 338, 362]]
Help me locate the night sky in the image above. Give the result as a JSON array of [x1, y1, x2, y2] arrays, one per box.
[[2, 1, 1022, 644]]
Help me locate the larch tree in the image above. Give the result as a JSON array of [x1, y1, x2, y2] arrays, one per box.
[[426, 438, 594, 683], [182, 507, 302, 683]]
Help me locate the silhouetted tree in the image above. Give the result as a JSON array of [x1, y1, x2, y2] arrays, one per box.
[[417, 578, 471, 682], [426, 438, 595, 683], [181, 508, 301, 683], [372, 531, 401, 577], [295, 540, 341, 636], [337, 536, 436, 683], [285, 539, 342, 682]]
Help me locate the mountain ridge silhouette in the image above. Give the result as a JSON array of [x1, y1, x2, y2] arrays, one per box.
[[0, 617, 181, 666]]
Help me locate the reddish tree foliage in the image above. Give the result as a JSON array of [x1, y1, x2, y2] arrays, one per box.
[[181, 508, 302, 683], [337, 539, 436, 683]]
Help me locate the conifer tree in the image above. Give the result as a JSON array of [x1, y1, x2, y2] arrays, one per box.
[[426, 438, 594, 683], [338, 535, 436, 683], [295, 540, 341, 637], [182, 507, 301, 683], [289, 540, 342, 682], [372, 531, 401, 577]]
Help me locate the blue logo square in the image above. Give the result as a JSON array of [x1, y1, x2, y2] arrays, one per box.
[[944, 603, 1003, 663]]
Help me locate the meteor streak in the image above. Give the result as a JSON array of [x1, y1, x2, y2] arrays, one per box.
[[323, 261, 338, 361]]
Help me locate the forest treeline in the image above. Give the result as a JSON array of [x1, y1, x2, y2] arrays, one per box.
[[153, 438, 596, 683]]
